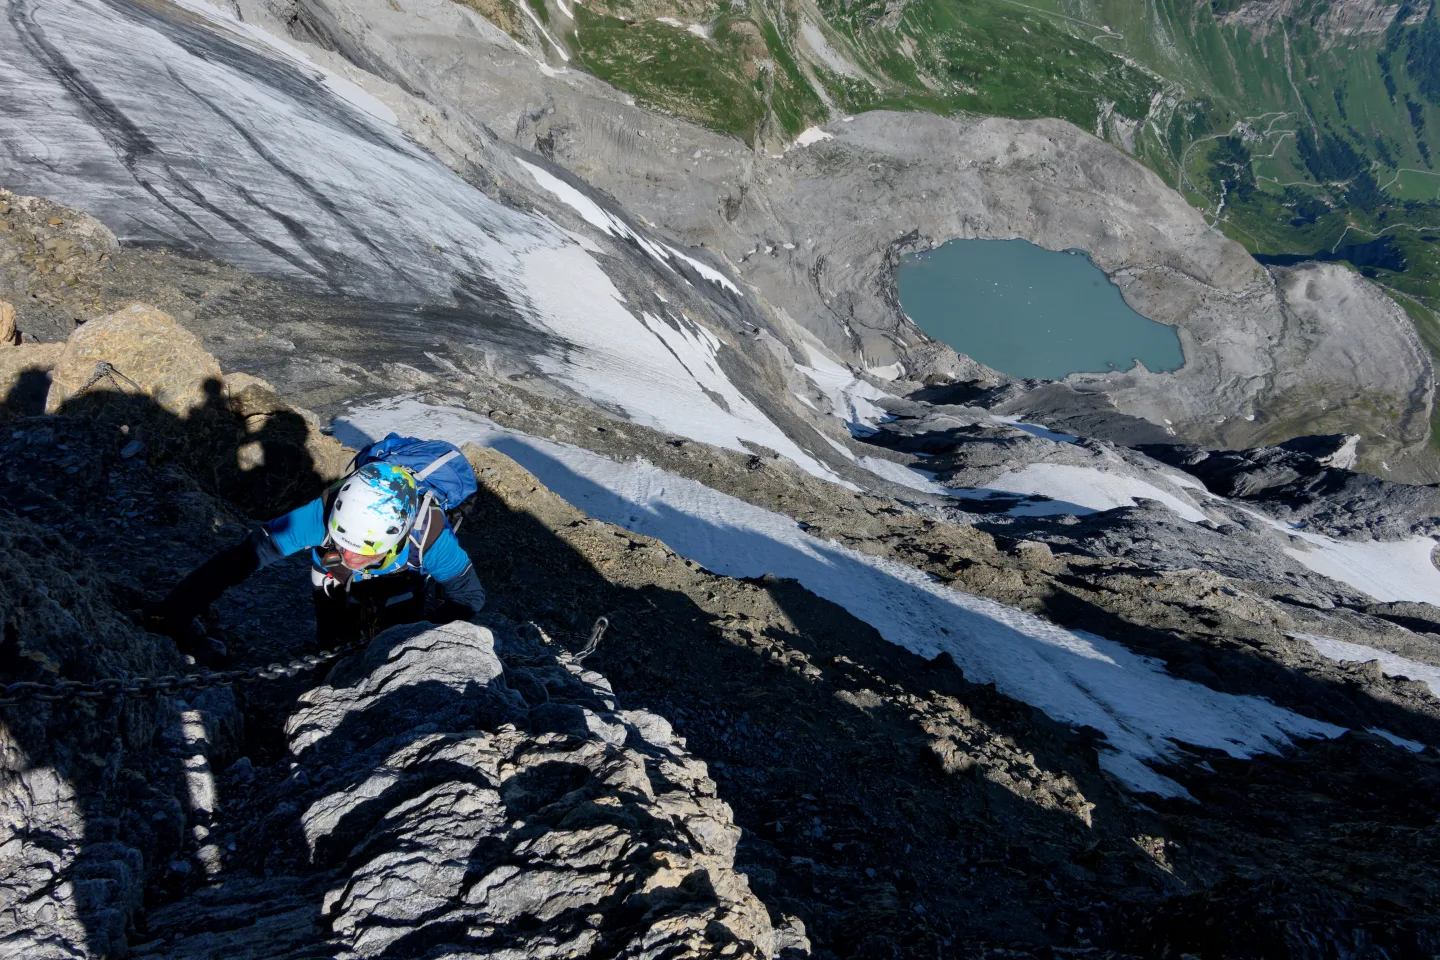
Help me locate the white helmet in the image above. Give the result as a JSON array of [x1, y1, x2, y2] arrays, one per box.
[[328, 462, 420, 556]]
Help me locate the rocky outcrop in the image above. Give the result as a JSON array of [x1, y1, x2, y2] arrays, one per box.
[[283, 619, 788, 959], [0, 188, 119, 344], [1142, 437, 1440, 540], [1277, 433, 1361, 470], [1216, 0, 1406, 37], [127, 618, 801, 959]]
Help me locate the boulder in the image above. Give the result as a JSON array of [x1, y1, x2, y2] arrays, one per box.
[[45, 304, 223, 418]]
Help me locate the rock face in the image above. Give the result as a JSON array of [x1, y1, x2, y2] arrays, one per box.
[[1278, 433, 1361, 470], [0, 509, 198, 960], [287, 619, 784, 959], [45, 304, 225, 418], [129, 619, 798, 959], [1216, 0, 1405, 37], [1142, 437, 1440, 540], [0, 188, 120, 344]]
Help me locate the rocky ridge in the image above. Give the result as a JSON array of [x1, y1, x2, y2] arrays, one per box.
[[1, 5, 1440, 953], [2, 292, 1440, 956]]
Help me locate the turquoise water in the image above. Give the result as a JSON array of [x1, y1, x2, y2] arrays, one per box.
[[896, 239, 1184, 381]]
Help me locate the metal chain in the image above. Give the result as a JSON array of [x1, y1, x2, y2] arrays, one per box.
[[78, 360, 143, 395], [571, 616, 608, 663], [0, 636, 369, 708], [0, 617, 611, 708], [508, 617, 611, 668]]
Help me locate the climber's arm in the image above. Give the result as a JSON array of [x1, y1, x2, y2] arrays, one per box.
[[424, 528, 487, 614], [154, 498, 327, 631]]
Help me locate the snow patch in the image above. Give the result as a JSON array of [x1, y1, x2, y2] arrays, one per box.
[[518, 0, 571, 60], [514, 245, 841, 483], [1369, 727, 1429, 753], [993, 415, 1079, 445], [796, 343, 895, 437], [982, 463, 1209, 522], [520, 160, 739, 294], [1281, 534, 1440, 606], [1296, 633, 1440, 698], [789, 126, 835, 150], [856, 456, 951, 495], [339, 400, 1346, 798], [655, 16, 710, 37], [663, 244, 741, 295]]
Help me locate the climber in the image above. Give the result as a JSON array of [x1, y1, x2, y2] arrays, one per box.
[[153, 435, 486, 661]]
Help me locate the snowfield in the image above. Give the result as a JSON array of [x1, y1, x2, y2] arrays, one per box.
[[1, 0, 849, 481], [1281, 533, 1440, 606], [980, 463, 1209, 521], [338, 399, 1347, 798], [1227, 505, 1440, 605]]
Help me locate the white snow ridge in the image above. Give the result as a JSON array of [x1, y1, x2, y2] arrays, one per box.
[[339, 400, 1346, 799]]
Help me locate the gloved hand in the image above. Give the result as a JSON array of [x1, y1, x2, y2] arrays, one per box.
[[141, 604, 231, 669]]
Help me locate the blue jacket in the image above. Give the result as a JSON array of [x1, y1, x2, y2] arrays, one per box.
[[256, 497, 486, 610], [159, 495, 486, 634], [263, 497, 469, 582]]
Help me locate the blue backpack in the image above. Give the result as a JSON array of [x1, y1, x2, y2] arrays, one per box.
[[352, 434, 478, 512]]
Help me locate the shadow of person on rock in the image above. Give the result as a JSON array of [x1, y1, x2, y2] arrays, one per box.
[[0, 370, 339, 956]]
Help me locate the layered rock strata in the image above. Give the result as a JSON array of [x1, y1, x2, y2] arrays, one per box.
[[283, 619, 791, 959]]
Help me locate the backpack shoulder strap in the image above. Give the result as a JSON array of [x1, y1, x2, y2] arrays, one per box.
[[405, 497, 446, 569], [415, 448, 462, 482]]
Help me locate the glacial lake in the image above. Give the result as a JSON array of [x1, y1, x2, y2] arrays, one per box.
[[896, 239, 1184, 381]]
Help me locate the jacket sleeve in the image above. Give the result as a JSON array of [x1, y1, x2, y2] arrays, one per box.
[[422, 528, 486, 613], [437, 565, 487, 613], [262, 497, 329, 557], [157, 528, 274, 630], [155, 499, 327, 632]]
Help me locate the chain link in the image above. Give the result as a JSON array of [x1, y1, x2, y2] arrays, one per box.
[[0, 637, 370, 708], [78, 360, 143, 395], [0, 616, 611, 708]]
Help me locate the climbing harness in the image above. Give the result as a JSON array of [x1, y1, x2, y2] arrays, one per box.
[[0, 617, 611, 708]]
